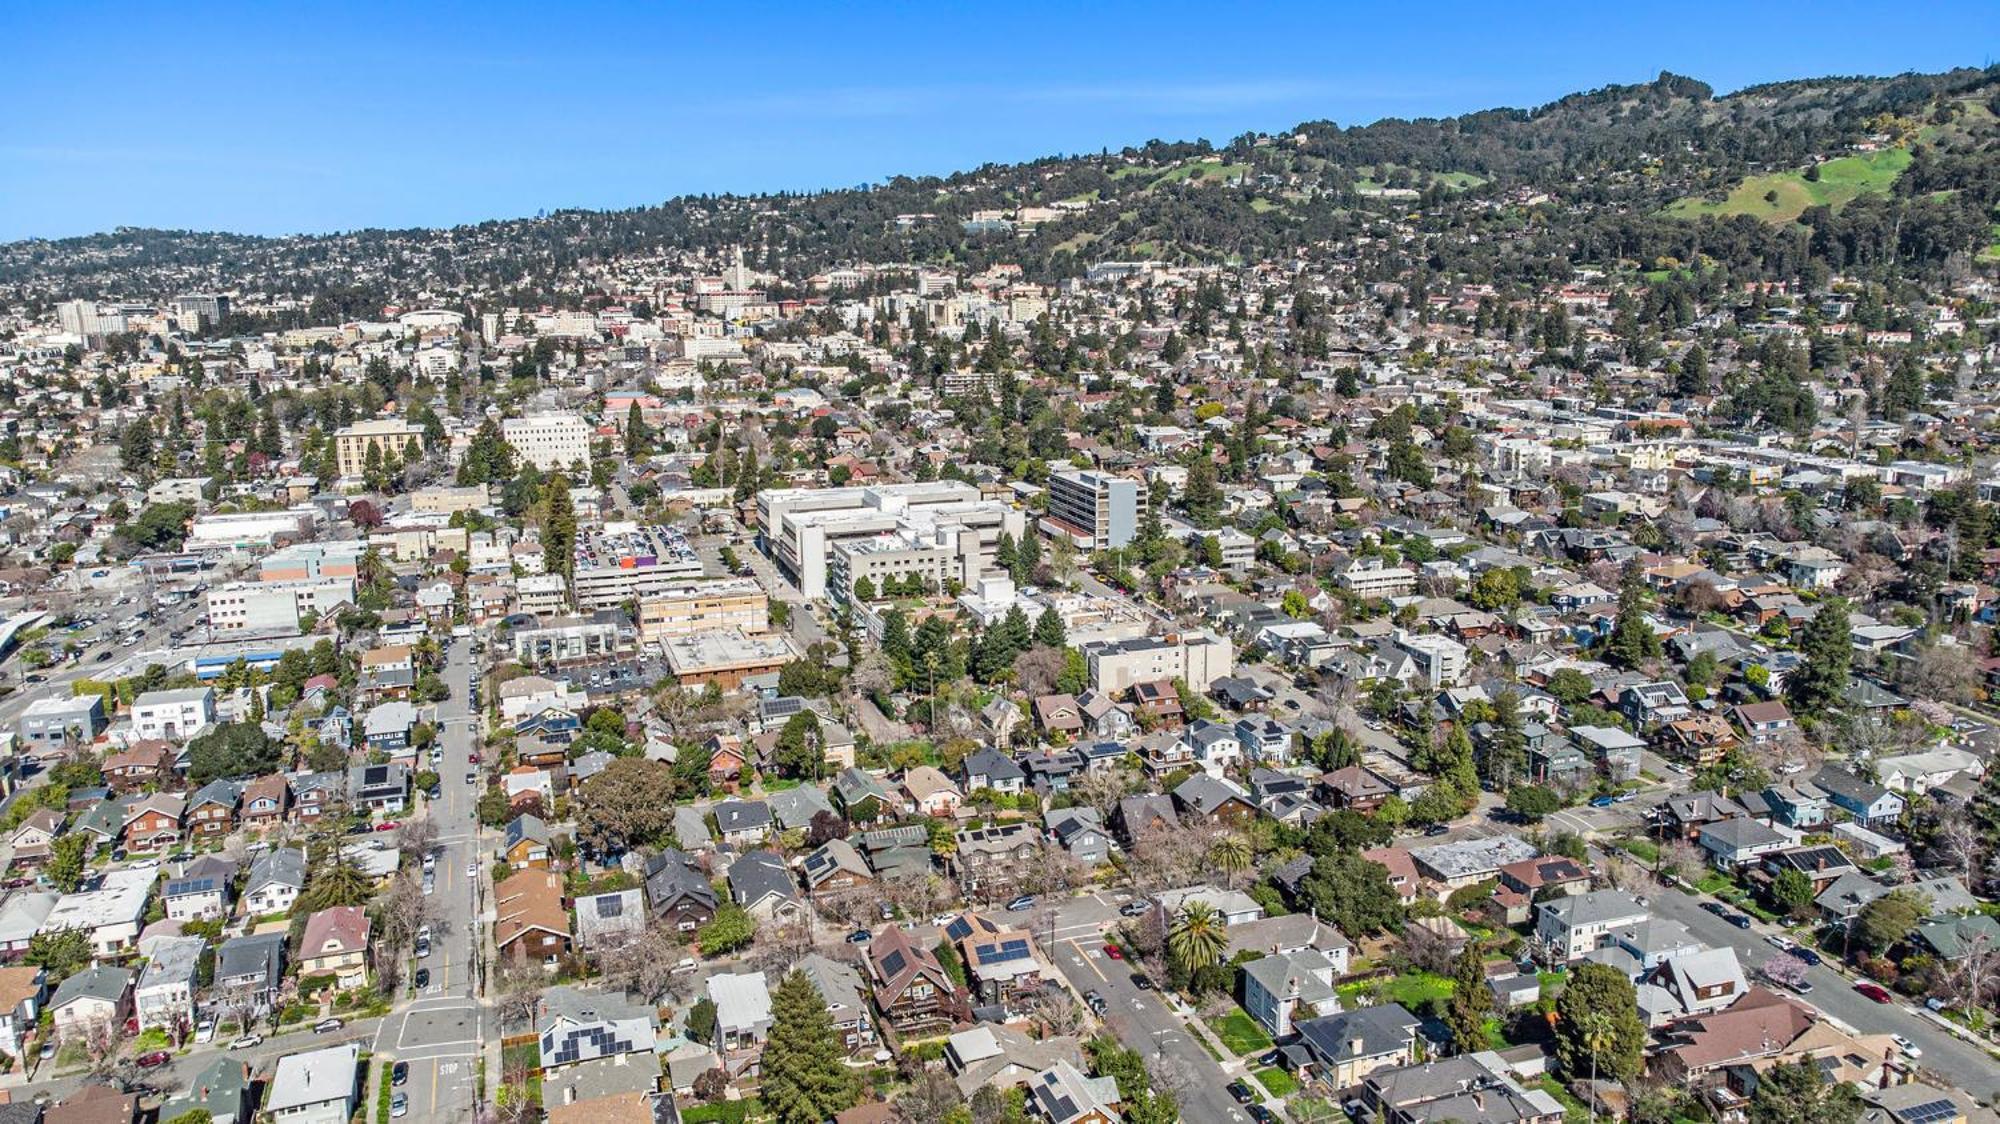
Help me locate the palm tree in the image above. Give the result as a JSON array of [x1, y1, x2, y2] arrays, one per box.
[[1208, 834, 1252, 886], [1167, 902, 1228, 976]]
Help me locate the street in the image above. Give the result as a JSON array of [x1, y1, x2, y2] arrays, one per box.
[[1043, 894, 1258, 1124], [372, 638, 486, 1122]]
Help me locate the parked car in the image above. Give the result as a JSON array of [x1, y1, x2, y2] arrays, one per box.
[[136, 1051, 171, 1068], [1854, 982, 1893, 1003], [1765, 935, 1797, 952], [1119, 900, 1150, 917], [392, 1061, 409, 1086], [1084, 990, 1106, 1015], [1588, 795, 1616, 808], [1699, 901, 1728, 917], [230, 1034, 263, 1049], [374, 821, 399, 833], [1249, 1106, 1276, 1123], [1925, 997, 1948, 1013], [414, 968, 430, 989], [846, 930, 872, 944], [1006, 895, 1035, 912], [1423, 823, 1450, 837], [1725, 913, 1752, 930], [1103, 944, 1123, 960], [1131, 973, 1154, 990], [1794, 948, 1822, 967], [391, 1092, 409, 1118], [1228, 1081, 1255, 1105], [314, 1018, 345, 1033], [1891, 1034, 1922, 1057]]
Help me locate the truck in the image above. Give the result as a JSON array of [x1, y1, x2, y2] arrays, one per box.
[[451, 625, 473, 639]]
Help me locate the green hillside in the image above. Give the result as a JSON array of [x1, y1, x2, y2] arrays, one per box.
[[1664, 148, 1911, 223]]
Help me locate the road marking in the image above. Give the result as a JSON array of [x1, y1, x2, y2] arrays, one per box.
[[1064, 938, 1107, 981]]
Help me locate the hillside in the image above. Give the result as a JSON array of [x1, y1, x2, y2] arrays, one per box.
[[2, 66, 1996, 306]]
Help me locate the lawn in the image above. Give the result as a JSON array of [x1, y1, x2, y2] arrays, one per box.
[[1254, 1068, 1300, 1097], [1210, 1010, 1274, 1056], [1338, 971, 1456, 1010], [1620, 837, 1660, 863], [1663, 148, 1911, 224], [1695, 871, 1733, 896]]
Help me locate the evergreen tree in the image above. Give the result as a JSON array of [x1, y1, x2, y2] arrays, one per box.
[[762, 970, 859, 1124], [1788, 598, 1852, 711], [1033, 607, 1067, 648], [542, 472, 577, 582], [1607, 565, 1661, 668], [1015, 529, 1041, 582], [1444, 944, 1492, 1054], [625, 401, 650, 455]]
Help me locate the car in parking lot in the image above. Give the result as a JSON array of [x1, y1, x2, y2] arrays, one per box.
[[390, 1092, 408, 1118], [1119, 900, 1150, 917], [1854, 982, 1893, 1003], [1130, 973, 1154, 990], [1102, 944, 1123, 960], [846, 930, 872, 944], [392, 1061, 409, 1086]]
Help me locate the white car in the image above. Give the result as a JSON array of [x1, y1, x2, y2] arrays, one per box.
[[1765, 935, 1797, 952], [1891, 1034, 1922, 1058]]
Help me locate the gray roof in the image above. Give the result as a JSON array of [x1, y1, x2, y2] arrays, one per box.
[[1539, 889, 1648, 929], [714, 799, 772, 834], [1298, 1003, 1421, 1064], [764, 785, 835, 831], [50, 965, 132, 1009], [216, 932, 285, 989], [727, 849, 798, 908], [247, 846, 307, 891]]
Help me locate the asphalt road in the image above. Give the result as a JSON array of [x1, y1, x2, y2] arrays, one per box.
[[1644, 885, 2000, 1098], [1045, 894, 1257, 1124], [372, 639, 484, 1122]]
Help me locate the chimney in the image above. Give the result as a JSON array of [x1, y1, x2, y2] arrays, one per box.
[[1350, 1036, 1365, 1057]]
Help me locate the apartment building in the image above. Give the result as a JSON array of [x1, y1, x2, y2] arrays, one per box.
[[1392, 630, 1468, 689], [258, 541, 367, 583], [502, 413, 593, 471], [758, 482, 1024, 599], [333, 419, 426, 478], [206, 578, 355, 636], [636, 578, 769, 642], [1082, 631, 1234, 695], [131, 687, 217, 742], [185, 509, 323, 552], [1042, 470, 1144, 551]]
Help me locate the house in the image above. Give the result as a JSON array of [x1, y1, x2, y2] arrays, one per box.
[[1361, 1052, 1564, 1124], [1658, 790, 1748, 842], [1409, 835, 1541, 893], [832, 767, 895, 818], [1319, 765, 1394, 812], [135, 935, 205, 1035], [186, 778, 243, 838], [361, 701, 419, 756], [1361, 847, 1422, 906], [1171, 772, 1257, 824], [214, 933, 286, 1015], [963, 747, 1026, 796], [1235, 717, 1293, 764], [642, 849, 718, 933], [1810, 764, 1904, 825], [298, 907, 372, 990], [0, 892, 59, 960], [1640, 948, 1749, 1024], [1115, 793, 1178, 847], [864, 925, 962, 1037], [946, 1024, 1081, 1099], [952, 821, 1039, 896], [1242, 948, 1342, 1037], [1154, 885, 1265, 927], [48, 965, 133, 1040], [707, 970, 773, 1066], [1876, 746, 1986, 794], [316, 705, 352, 750], [1131, 678, 1185, 727], [1183, 719, 1243, 776], [347, 762, 410, 812], [1666, 714, 1738, 767], [1535, 890, 1650, 962], [162, 856, 235, 921], [7, 808, 63, 869], [1621, 681, 1692, 726], [504, 815, 554, 869], [1697, 817, 1788, 869], [1032, 694, 1084, 739], [161, 1055, 255, 1124], [130, 687, 216, 742], [241, 773, 290, 826], [902, 766, 963, 817], [244, 847, 308, 915], [955, 918, 1048, 1008], [495, 869, 572, 967], [1027, 1060, 1123, 1124], [798, 952, 877, 1054], [1296, 1003, 1422, 1090], [1568, 724, 1645, 782], [713, 800, 773, 846], [121, 792, 185, 851], [1733, 700, 1796, 745], [1760, 780, 1830, 829], [727, 850, 807, 924], [1045, 807, 1115, 866], [289, 771, 347, 821], [0, 964, 45, 1060], [1076, 690, 1134, 740], [44, 1084, 139, 1124], [537, 985, 658, 1069], [265, 1042, 361, 1124], [573, 889, 647, 950], [101, 740, 176, 791], [802, 838, 875, 898], [43, 867, 154, 956]]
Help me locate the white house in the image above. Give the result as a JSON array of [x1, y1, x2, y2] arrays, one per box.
[[266, 1042, 361, 1124], [1535, 889, 1650, 962], [131, 687, 217, 743]]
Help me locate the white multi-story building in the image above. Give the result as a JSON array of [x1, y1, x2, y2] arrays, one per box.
[[1042, 470, 1144, 551], [1081, 632, 1234, 695], [135, 935, 205, 1033], [1393, 630, 1468, 689], [184, 509, 325, 552], [206, 578, 355, 636], [758, 482, 1024, 600], [131, 687, 217, 743], [502, 413, 593, 471]]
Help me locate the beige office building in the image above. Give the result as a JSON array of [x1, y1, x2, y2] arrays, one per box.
[[637, 579, 769, 643], [334, 419, 426, 478]]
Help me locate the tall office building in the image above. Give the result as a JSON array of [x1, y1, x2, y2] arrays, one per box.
[[502, 413, 593, 471], [333, 419, 427, 479], [1042, 470, 1144, 551]]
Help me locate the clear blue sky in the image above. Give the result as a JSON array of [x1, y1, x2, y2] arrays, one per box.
[[1, 1, 1993, 241]]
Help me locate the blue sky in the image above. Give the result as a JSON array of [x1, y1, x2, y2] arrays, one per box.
[[1, 1, 1993, 240]]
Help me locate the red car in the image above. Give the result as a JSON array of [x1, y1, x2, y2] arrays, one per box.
[[1854, 982, 1893, 1003], [374, 820, 400, 833], [467, 752, 481, 765], [136, 1051, 172, 1068], [1103, 944, 1124, 960]]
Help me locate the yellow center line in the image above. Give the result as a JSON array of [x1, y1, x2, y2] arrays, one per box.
[[1065, 937, 1108, 982]]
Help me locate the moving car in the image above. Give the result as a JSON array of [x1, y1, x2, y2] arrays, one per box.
[[313, 1018, 345, 1033], [1854, 982, 1893, 1003], [136, 1051, 171, 1068]]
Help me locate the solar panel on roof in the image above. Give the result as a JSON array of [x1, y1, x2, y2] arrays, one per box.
[[596, 896, 624, 918], [880, 950, 907, 978], [1900, 1099, 1960, 1124], [945, 918, 973, 942]]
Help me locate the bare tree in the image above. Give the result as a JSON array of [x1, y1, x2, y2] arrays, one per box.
[[881, 869, 950, 922], [1397, 922, 1456, 975], [1942, 933, 2000, 1011], [746, 917, 818, 975], [601, 923, 695, 1005], [1013, 647, 1066, 696], [491, 964, 544, 1033], [393, 818, 440, 867], [893, 1070, 966, 1124], [1072, 767, 1137, 822], [1022, 988, 1083, 1037]]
